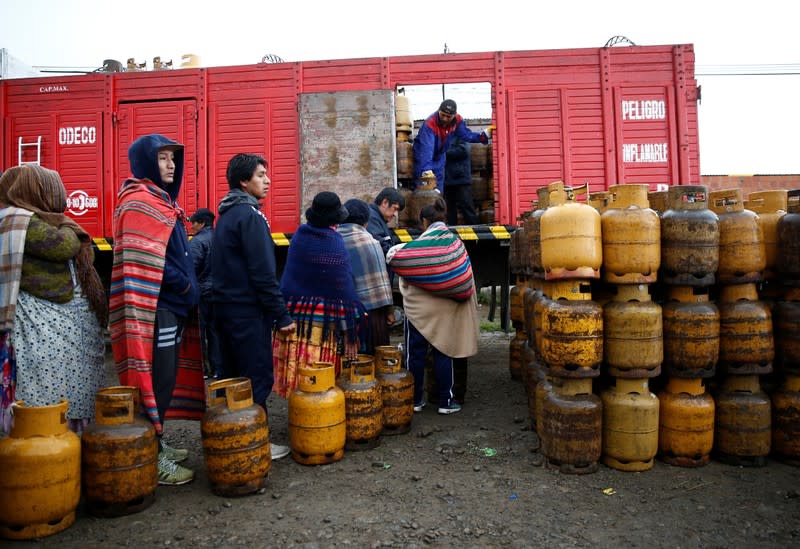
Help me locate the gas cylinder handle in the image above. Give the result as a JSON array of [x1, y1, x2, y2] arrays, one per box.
[[207, 377, 252, 410], [96, 393, 135, 425]]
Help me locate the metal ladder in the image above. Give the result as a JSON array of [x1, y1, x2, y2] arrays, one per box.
[[18, 136, 42, 165]]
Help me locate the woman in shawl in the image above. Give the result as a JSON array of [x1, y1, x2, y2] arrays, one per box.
[[272, 191, 365, 397], [0, 165, 107, 434], [387, 196, 479, 415]]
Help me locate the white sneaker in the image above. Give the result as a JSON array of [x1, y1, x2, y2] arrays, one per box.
[[270, 443, 291, 460]]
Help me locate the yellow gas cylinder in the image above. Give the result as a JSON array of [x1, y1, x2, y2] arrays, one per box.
[[771, 374, 800, 464], [374, 346, 414, 436], [709, 188, 766, 284], [717, 283, 774, 376], [540, 377, 602, 474], [534, 374, 555, 435], [0, 400, 80, 540], [202, 377, 271, 496], [776, 191, 800, 282], [658, 377, 715, 467], [662, 285, 719, 379], [509, 226, 526, 276], [601, 184, 661, 284], [510, 278, 527, 328], [660, 185, 719, 286], [289, 362, 346, 464], [398, 186, 415, 227], [714, 374, 771, 467], [603, 284, 663, 378], [774, 287, 800, 375], [395, 93, 412, 131], [526, 187, 550, 277], [540, 181, 603, 280], [539, 279, 603, 378], [470, 142, 488, 171], [746, 189, 787, 281], [523, 345, 546, 425], [396, 141, 414, 180], [601, 378, 660, 472], [588, 191, 609, 213], [532, 279, 550, 357], [341, 355, 383, 450], [647, 190, 668, 216], [509, 328, 526, 382], [81, 386, 157, 516]]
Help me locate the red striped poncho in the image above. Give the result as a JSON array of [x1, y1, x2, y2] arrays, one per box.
[[109, 181, 205, 434]]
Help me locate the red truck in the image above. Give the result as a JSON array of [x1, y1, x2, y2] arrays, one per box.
[[0, 43, 700, 321]]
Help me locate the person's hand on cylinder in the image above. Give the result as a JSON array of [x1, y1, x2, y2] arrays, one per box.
[[483, 124, 496, 141], [419, 170, 437, 189]]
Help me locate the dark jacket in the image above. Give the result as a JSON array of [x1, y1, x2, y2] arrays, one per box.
[[444, 137, 472, 186], [126, 133, 198, 317], [367, 202, 394, 256], [210, 189, 292, 327], [189, 225, 213, 298]]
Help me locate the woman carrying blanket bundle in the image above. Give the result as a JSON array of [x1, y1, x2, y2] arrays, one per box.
[[0, 165, 107, 435], [387, 196, 479, 415], [273, 191, 365, 397]]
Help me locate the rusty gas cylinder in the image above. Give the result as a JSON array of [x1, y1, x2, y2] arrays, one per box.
[[660, 185, 719, 286], [524, 346, 546, 425], [603, 284, 663, 378], [658, 377, 715, 467], [647, 190, 668, 216], [341, 355, 383, 450], [539, 279, 603, 378], [396, 142, 414, 180], [523, 282, 541, 347], [662, 285, 720, 378], [471, 142, 488, 171], [509, 225, 527, 275], [601, 378, 660, 472], [534, 374, 554, 435], [774, 287, 800, 375], [540, 181, 602, 280], [0, 400, 80, 540], [771, 374, 800, 465], [714, 375, 771, 467], [746, 189, 787, 280], [472, 174, 492, 203], [395, 93, 412, 130], [717, 283, 774, 376], [601, 184, 661, 284], [202, 377, 271, 496], [509, 329, 526, 382], [540, 377, 602, 474], [398, 186, 415, 227], [526, 187, 550, 277], [775, 190, 800, 283], [532, 279, 550, 357], [82, 386, 157, 516], [478, 199, 495, 224], [289, 362, 346, 465], [374, 345, 414, 436], [510, 278, 527, 328], [709, 188, 766, 284]]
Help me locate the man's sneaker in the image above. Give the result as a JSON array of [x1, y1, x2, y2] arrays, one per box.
[[270, 443, 291, 460], [438, 402, 462, 415], [160, 441, 189, 463], [413, 399, 427, 413], [157, 453, 194, 486]]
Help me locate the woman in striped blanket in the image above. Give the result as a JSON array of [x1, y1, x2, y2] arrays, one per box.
[[388, 196, 479, 415]]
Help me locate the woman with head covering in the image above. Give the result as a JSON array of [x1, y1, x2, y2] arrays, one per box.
[[0, 164, 108, 434], [272, 191, 365, 397]]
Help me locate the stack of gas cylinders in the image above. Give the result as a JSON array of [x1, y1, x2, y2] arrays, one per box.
[[508, 182, 800, 474]]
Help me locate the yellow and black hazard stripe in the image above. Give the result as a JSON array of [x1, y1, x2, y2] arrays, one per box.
[[93, 226, 515, 251]]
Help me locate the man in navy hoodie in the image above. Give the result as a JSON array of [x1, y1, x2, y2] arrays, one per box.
[[210, 153, 295, 460]]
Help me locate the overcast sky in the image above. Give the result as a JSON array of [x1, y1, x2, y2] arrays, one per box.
[[2, 0, 798, 175]]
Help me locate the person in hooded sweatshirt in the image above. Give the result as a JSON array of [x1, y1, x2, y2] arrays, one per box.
[[110, 134, 203, 486], [210, 153, 295, 460]]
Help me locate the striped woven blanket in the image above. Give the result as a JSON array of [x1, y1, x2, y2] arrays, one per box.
[[388, 224, 475, 301]]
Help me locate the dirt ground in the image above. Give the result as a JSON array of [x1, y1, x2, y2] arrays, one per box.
[[17, 302, 800, 548]]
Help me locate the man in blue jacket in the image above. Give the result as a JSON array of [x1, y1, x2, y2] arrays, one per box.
[[210, 153, 295, 460], [412, 99, 492, 193], [189, 207, 221, 379]]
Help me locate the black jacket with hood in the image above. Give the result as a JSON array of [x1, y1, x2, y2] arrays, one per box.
[[126, 134, 199, 317], [210, 189, 292, 328]]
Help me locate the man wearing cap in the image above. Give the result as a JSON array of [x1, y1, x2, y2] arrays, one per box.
[[110, 134, 203, 486], [412, 99, 493, 193], [189, 207, 221, 379]]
